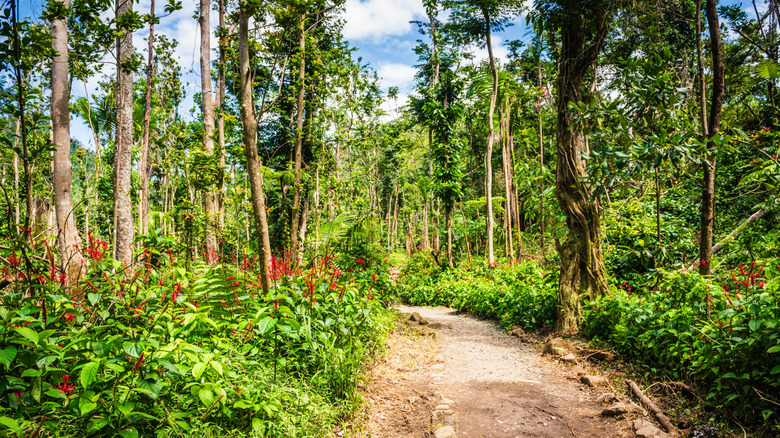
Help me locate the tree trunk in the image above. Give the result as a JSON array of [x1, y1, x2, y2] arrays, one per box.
[[446, 209, 453, 267], [554, 3, 610, 333], [290, 14, 306, 261], [483, 7, 497, 265], [200, 0, 218, 260], [51, 0, 86, 288], [217, 0, 227, 255], [239, 6, 272, 294], [139, 0, 155, 238], [114, 0, 135, 266], [538, 53, 546, 260], [698, 0, 724, 276]]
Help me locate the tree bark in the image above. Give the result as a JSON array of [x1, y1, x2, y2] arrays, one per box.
[[114, 0, 135, 266], [51, 1, 86, 287], [216, 0, 227, 254], [201, 0, 218, 260], [698, 0, 724, 276], [554, 2, 610, 333], [139, 0, 156, 238], [538, 53, 546, 260], [290, 14, 306, 262], [239, 6, 272, 294], [483, 7, 497, 265]]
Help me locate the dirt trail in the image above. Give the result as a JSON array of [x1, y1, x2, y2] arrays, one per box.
[[359, 305, 632, 438]]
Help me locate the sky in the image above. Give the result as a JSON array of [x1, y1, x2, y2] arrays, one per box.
[[36, 0, 528, 149], [16, 0, 756, 149]]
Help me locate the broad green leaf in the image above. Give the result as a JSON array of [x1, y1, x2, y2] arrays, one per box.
[[14, 327, 39, 344], [210, 361, 223, 376], [31, 376, 42, 403], [771, 365, 780, 375], [257, 316, 276, 335], [192, 362, 207, 379], [80, 400, 97, 416], [0, 416, 20, 433], [80, 361, 100, 388], [122, 342, 143, 358], [198, 388, 214, 407], [768, 346, 780, 354], [252, 418, 265, 433], [0, 346, 17, 369], [117, 426, 139, 438], [117, 402, 135, 417]]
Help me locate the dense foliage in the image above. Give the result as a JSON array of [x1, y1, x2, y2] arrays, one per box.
[[0, 233, 393, 437]]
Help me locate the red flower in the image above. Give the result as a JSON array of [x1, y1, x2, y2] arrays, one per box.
[[64, 313, 76, 322], [371, 273, 377, 281], [55, 375, 76, 398]]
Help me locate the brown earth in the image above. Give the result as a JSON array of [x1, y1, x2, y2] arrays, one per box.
[[349, 305, 635, 438]]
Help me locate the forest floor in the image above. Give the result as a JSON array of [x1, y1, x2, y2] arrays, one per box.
[[349, 305, 641, 438]]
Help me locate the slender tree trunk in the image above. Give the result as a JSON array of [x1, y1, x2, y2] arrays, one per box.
[[696, 0, 708, 138], [698, 0, 725, 275], [502, 97, 514, 261], [554, 3, 610, 333], [483, 8, 498, 265], [239, 6, 271, 294], [538, 55, 546, 260], [200, 0, 217, 260], [290, 14, 306, 261], [51, 0, 86, 288], [13, 124, 20, 227], [422, 197, 429, 250], [217, 0, 227, 254], [114, 0, 135, 265], [139, 0, 155, 238]]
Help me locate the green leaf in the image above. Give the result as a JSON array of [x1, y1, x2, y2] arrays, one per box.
[[117, 402, 135, 417], [80, 400, 97, 416], [198, 388, 214, 407], [767, 346, 780, 354], [210, 361, 223, 376], [31, 376, 42, 403], [87, 418, 109, 433], [0, 346, 17, 369], [257, 316, 276, 335], [252, 418, 265, 433], [771, 365, 780, 375], [748, 319, 760, 332], [123, 342, 143, 358], [80, 361, 100, 388], [192, 362, 207, 379], [14, 327, 39, 344], [88, 293, 100, 306], [117, 426, 139, 438], [0, 416, 20, 433]]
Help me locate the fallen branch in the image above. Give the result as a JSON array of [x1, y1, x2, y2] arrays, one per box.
[[687, 209, 769, 271], [627, 380, 678, 436], [645, 381, 696, 398]]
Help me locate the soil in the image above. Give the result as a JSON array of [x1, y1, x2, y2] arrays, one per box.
[[352, 305, 636, 438]]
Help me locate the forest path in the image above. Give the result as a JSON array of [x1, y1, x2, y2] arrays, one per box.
[[358, 305, 632, 438]]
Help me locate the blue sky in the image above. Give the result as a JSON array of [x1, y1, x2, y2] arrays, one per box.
[[43, 0, 529, 148], [16, 0, 756, 149]]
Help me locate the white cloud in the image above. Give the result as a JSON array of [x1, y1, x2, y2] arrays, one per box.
[[377, 63, 417, 93], [342, 0, 427, 41], [463, 35, 510, 66]]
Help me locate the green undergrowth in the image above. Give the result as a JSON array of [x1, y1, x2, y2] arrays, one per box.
[[396, 254, 558, 330], [0, 232, 394, 437], [582, 262, 780, 431]]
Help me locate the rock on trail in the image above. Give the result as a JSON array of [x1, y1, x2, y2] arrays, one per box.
[[397, 305, 630, 438]]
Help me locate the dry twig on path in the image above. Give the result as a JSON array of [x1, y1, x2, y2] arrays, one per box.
[[627, 380, 679, 436]]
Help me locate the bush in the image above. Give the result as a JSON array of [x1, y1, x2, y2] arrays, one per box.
[[582, 262, 780, 427], [397, 254, 558, 330], [0, 237, 393, 437]]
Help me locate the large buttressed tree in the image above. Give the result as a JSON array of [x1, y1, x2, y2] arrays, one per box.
[[534, 0, 613, 332]]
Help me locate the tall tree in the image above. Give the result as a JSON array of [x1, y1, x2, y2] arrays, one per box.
[[139, 0, 156, 238], [536, 0, 611, 332], [697, 0, 725, 275], [290, 12, 307, 261], [238, 3, 277, 294], [114, 0, 135, 265], [200, 0, 218, 258], [50, 0, 86, 287]]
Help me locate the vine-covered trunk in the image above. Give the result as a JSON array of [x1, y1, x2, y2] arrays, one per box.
[[114, 0, 134, 266], [554, 4, 609, 333], [698, 0, 724, 276], [217, 0, 227, 254], [51, 0, 86, 288], [238, 7, 271, 294], [200, 0, 218, 259]]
